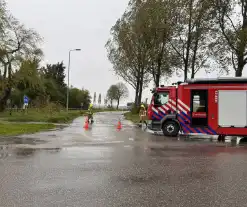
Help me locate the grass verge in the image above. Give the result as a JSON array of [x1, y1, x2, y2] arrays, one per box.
[[0, 110, 84, 123], [0, 108, 127, 123], [124, 112, 140, 123], [0, 123, 56, 136]]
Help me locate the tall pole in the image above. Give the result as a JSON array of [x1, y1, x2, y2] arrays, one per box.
[[66, 51, 71, 112], [66, 49, 81, 112]]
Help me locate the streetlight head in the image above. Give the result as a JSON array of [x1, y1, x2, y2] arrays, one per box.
[[75, 49, 81, 51]]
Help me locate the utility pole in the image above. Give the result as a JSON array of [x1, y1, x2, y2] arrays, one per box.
[[66, 49, 81, 111]]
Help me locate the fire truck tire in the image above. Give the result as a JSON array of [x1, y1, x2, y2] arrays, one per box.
[[218, 135, 225, 142], [162, 121, 180, 137]]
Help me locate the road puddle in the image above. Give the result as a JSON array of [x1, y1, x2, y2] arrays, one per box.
[[0, 137, 47, 145], [0, 144, 62, 160]]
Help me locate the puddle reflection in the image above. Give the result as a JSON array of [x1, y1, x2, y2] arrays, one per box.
[[0, 137, 47, 145], [0, 145, 62, 160]]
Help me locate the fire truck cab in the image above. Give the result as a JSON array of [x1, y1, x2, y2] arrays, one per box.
[[147, 77, 247, 139]]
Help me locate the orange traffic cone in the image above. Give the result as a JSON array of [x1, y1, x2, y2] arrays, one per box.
[[84, 117, 89, 130], [117, 120, 122, 130]]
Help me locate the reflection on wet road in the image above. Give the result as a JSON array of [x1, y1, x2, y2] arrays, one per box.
[[1, 112, 247, 206]]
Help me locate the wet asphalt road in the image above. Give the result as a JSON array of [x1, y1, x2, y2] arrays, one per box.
[[1, 112, 247, 206]]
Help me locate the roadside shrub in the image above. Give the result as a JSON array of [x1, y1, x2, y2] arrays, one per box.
[[131, 103, 148, 114], [131, 105, 139, 114], [41, 102, 63, 114]]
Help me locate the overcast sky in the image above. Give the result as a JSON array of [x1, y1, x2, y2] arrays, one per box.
[[6, 0, 244, 105], [7, 0, 135, 104]]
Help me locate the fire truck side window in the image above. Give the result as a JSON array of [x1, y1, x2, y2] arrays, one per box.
[[192, 91, 206, 112], [154, 92, 169, 105]]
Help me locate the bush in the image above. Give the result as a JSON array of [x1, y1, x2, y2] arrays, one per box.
[[41, 102, 63, 113], [131, 106, 139, 114], [0, 108, 84, 123], [131, 103, 148, 114]]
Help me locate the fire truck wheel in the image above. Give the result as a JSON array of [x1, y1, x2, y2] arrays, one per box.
[[162, 121, 179, 137], [218, 135, 225, 142]]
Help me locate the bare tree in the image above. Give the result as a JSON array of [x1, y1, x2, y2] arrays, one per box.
[[115, 82, 129, 109], [106, 85, 118, 108]]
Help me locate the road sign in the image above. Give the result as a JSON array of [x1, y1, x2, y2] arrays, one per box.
[[24, 95, 29, 104]]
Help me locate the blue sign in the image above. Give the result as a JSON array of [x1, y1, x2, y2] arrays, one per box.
[[24, 95, 29, 104]]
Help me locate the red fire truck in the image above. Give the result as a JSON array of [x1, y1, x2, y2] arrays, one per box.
[[147, 77, 247, 140]]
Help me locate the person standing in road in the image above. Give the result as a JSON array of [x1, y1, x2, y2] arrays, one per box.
[[88, 103, 94, 123], [139, 104, 147, 128]]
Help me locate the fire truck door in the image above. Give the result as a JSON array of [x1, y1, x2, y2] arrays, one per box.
[[190, 90, 208, 126]]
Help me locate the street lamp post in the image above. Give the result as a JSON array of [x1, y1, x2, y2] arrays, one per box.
[[66, 49, 81, 112]]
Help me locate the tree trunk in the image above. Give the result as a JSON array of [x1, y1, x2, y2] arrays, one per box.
[[190, 70, 195, 79], [151, 62, 156, 86], [191, 34, 199, 79], [235, 66, 243, 77], [0, 87, 11, 112], [0, 62, 12, 112], [155, 73, 160, 87], [191, 50, 197, 79], [137, 68, 144, 106], [155, 29, 166, 87], [117, 99, 119, 109], [235, 5, 247, 77], [134, 74, 140, 107], [236, 53, 244, 77], [138, 83, 143, 106], [184, 0, 193, 81]]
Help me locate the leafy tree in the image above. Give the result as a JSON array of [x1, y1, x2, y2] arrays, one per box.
[[42, 62, 66, 88], [68, 87, 91, 109], [212, 0, 247, 77], [107, 85, 118, 107], [130, 0, 177, 87], [40, 62, 67, 105], [168, 0, 217, 80], [115, 82, 129, 109], [8, 59, 93, 110], [106, 83, 129, 109], [13, 59, 45, 106], [106, 4, 151, 107], [0, 1, 93, 111], [0, 3, 42, 111], [81, 88, 91, 109]]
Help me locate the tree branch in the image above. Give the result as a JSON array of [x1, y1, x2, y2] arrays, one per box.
[[168, 39, 182, 58], [217, 0, 238, 53]]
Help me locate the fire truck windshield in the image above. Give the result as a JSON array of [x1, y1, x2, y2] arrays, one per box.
[[154, 92, 169, 105]]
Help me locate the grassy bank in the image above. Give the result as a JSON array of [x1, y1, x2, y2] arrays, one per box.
[[124, 112, 140, 123], [0, 123, 56, 136], [0, 108, 125, 123], [0, 109, 84, 123]]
